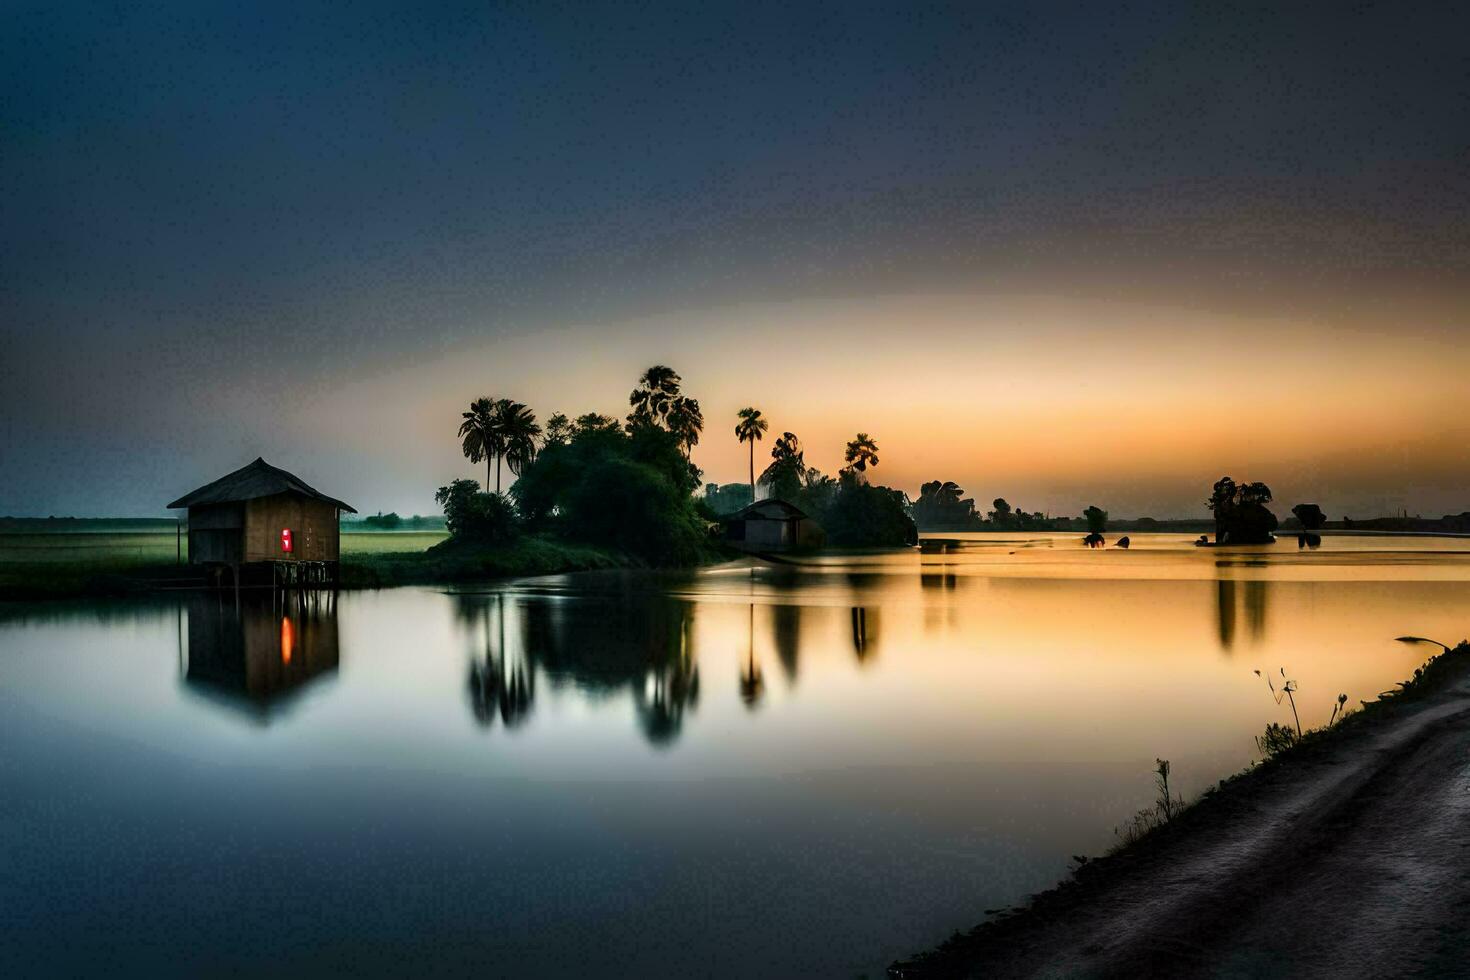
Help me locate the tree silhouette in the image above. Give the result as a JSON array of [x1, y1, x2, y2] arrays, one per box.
[[759, 431, 805, 501], [1206, 476, 1278, 544], [739, 603, 765, 709], [735, 407, 768, 502], [1083, 505, 1108, 534], [1292, 503, 1326, 530], [542, 412, 571, 447], [666, 395, 704, 457], [843, 433, 879, 479], [913, 480, 979, 528], [493, 399, 541, 493], [572, 412, 621, 437], [629, 365, 682, 428], [1238, 481, 1273, 507], [458, 396, 502, 492]]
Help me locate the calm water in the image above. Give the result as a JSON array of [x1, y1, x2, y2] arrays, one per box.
[[5, 533, 1470, 976]]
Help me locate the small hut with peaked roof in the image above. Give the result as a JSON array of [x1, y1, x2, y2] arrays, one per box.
[[723, 498, 822, 552], [168, 458, 355, 577]]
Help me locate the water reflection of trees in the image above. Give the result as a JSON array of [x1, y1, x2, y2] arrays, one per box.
[[850, 606, 879, 664], [452, 591, 700, 745], [463, 594, 535, 729], [771, 602, 801, 684], [740, 603, 765, 709], [1214, 571, 1271, 653]]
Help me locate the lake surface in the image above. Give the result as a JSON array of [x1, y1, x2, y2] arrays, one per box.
[[5, 533, 1470, 977]]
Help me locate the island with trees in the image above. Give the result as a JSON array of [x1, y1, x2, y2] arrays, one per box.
[[343, 365, 919, 587]]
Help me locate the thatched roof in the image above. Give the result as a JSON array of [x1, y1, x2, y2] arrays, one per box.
[[167, 458, 356, 512], [728, 499, 808, 522]]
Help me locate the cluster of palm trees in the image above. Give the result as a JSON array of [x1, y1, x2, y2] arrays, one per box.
[[456, 368, 883, 504], [735, 406, 882, 500], [457, 397, 542, 494]]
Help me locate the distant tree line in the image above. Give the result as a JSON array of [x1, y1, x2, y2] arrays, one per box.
[[434, 366, 1374, 557], [342, 512, 445, 531], [908, 481, 1096, 533]]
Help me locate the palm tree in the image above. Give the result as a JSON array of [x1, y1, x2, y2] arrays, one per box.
[[493, 399, 541, 492], [458, 397, 502, 492], [734, 407, 768, 502], [843, 433, 879, 479], [666, 395, 704, 457], [629, 365, 683, 427]]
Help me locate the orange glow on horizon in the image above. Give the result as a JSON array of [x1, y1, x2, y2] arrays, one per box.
[[300, 292, 1470, 517]]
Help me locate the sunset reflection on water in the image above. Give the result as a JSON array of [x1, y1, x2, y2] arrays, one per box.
[[3, 533, 1470, 976]]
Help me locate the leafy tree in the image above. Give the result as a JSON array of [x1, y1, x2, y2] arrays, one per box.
[[628, 365, 683, 428], [843, 433, 879, 478], [913, 480, 980, 529], [759, 431, 806, 503], [666, 395, 704, 457], [988, 497, 1014, 527], [1206, 476, 1278, 543], [1083, 505, 1108, 534], [1292, 503, 1327, 530], [822, 480, 917, 547], [512, 394, 710, 565], [702, 482, 753, 515], [543, 412, 571, 447], [435, 479, 519, 543], [573, 412, 622, 437], [734, 407, 769, 502], [1207, 476, 1238, 531], [1238, 481, 1273, 507]]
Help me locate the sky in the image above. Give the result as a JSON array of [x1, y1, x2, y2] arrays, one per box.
[[3, 1, 1468, 519]]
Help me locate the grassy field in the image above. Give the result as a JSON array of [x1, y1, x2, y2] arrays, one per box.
[[341, 531, 449, 554], [0, 529, 448, 565], [0, 529, 449, 600]]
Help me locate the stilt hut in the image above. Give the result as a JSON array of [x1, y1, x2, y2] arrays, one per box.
[[167, 458, 355, 587]]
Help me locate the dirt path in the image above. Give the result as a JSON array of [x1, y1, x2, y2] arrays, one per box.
[[891, 672, 1470, 979]]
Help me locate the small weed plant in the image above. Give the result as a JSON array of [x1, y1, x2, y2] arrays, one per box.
[[1114, 758, 1187, 848]]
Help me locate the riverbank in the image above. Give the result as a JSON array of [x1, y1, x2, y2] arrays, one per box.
[[890, 639, 1470, 978], [0, 534, 714, 602], [337, 535, 646, 588]]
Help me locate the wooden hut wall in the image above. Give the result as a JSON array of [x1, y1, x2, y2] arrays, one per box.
[[187, 502, 244, 564], [242, 494, 340, 562]]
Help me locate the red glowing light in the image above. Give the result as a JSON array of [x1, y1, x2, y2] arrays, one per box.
[[281, 528, 293, 553]]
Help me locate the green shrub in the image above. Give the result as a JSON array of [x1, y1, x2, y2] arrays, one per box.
[[434, 479, 520, 543]]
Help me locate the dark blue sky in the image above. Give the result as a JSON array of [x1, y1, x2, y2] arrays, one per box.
[[4, 2, 1468, 516]]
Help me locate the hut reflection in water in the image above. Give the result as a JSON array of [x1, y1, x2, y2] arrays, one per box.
[[181, 591, 340, 722]]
